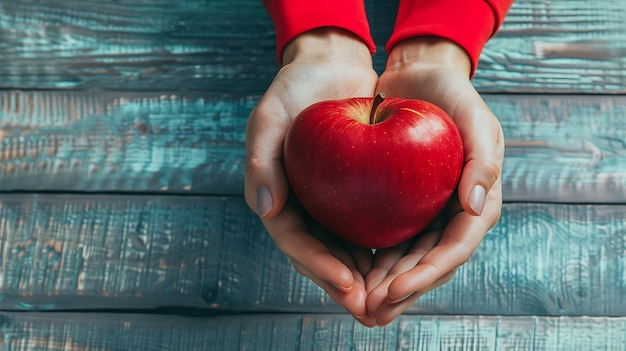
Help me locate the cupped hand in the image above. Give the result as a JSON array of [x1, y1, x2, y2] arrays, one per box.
[[244, 28, 379, 326], [365, 37, 505, 326]]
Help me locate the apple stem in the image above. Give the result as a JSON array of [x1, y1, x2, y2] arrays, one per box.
[[369, 92, 385, 125]]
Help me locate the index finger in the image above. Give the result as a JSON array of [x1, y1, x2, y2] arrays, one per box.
[[262, 203, 355, 291]]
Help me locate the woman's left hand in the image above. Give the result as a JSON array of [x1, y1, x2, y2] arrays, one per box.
[[365, 37, 504, 326]]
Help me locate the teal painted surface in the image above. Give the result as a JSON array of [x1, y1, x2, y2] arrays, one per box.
[[0, 0, 625, 347], [0, 313, 624, 351], [0, 91, 249, 194], [0, 194, 625, 317], [2, 91, 626, 202], [499, 94, 626, 202], [0, 0, 625, 92], [476, 0, 626, 93], [0, 0, 278, 92]]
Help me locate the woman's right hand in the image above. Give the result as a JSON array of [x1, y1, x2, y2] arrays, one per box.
[[244, 28, 379, 326]]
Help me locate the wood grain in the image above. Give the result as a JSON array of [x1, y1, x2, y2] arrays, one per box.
[[0, 91, 249, 194], [0, 0, 624, 93], [0, 0, 623, 347], [0, 194, 625, 316], [498, 94, 626, 202], [0, 312, 623, 351], [475, 0, 626, 93], [1, 91, 625, 203], [0, 0, 278, 92]]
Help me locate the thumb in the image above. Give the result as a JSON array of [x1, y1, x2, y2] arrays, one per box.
[[451, 91, 504, 217], [244, 97, 291, 219]]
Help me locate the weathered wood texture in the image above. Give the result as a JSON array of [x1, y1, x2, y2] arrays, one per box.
[[1, 91, 624, 202], [475, 0, 626, 93], [0, 194, 625, 316], [0, 0, 626, 350], [0, 313, 624, 351], [498, 94, 626, 202], [0, 0, 624, 93], [0, 91, 248, 194], [0, 0, 625, 346], [0, 0, 276, 92]]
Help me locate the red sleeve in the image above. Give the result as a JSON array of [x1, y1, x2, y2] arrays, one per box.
[[263, 0, 377, 64], [386, 0, 514, 76]]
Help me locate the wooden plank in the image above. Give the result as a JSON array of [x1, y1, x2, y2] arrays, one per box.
[[0, 194, 287, 311], [0, 312, 303, 351], [1, 91, 625, 203], [0, 91, 248, 194], [498, 94, 626, 202], [0, 0, 278, 92], [0, 313, 624, 351], [475, 0, 626, 93], [0, 194, 625, 316], [0, 0, 624, 93]]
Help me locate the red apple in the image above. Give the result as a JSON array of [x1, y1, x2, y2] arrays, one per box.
[[283, 93, 464, 249]]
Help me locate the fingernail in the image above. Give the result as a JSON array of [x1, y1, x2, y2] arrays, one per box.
[[389, 292, 413, 304], [256, 186, 273, 218], [468, 185, 486, 216], [331, 282, 352, 292]]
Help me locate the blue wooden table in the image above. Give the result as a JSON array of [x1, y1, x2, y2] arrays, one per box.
[[0, 0, 625, 349]]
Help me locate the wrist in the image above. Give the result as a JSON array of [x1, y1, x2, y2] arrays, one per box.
[[282, 27, 373, 67], [385, 37, 471, 77]]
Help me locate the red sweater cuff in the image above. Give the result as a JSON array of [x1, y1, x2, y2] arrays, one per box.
[[387, 0, 513, 76], [263, 0, 376, 65]]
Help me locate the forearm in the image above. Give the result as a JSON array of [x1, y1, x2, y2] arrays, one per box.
[[263, 0, 376, 65], [281, 28, 373, 67], [385, 37, 472, 77], [387, 0, 515, 76]]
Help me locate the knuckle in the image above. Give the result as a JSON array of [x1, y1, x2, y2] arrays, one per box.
[[455, 242, 475, 264], [481, 159, 502, 186], [245, 154, 266, 177]]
